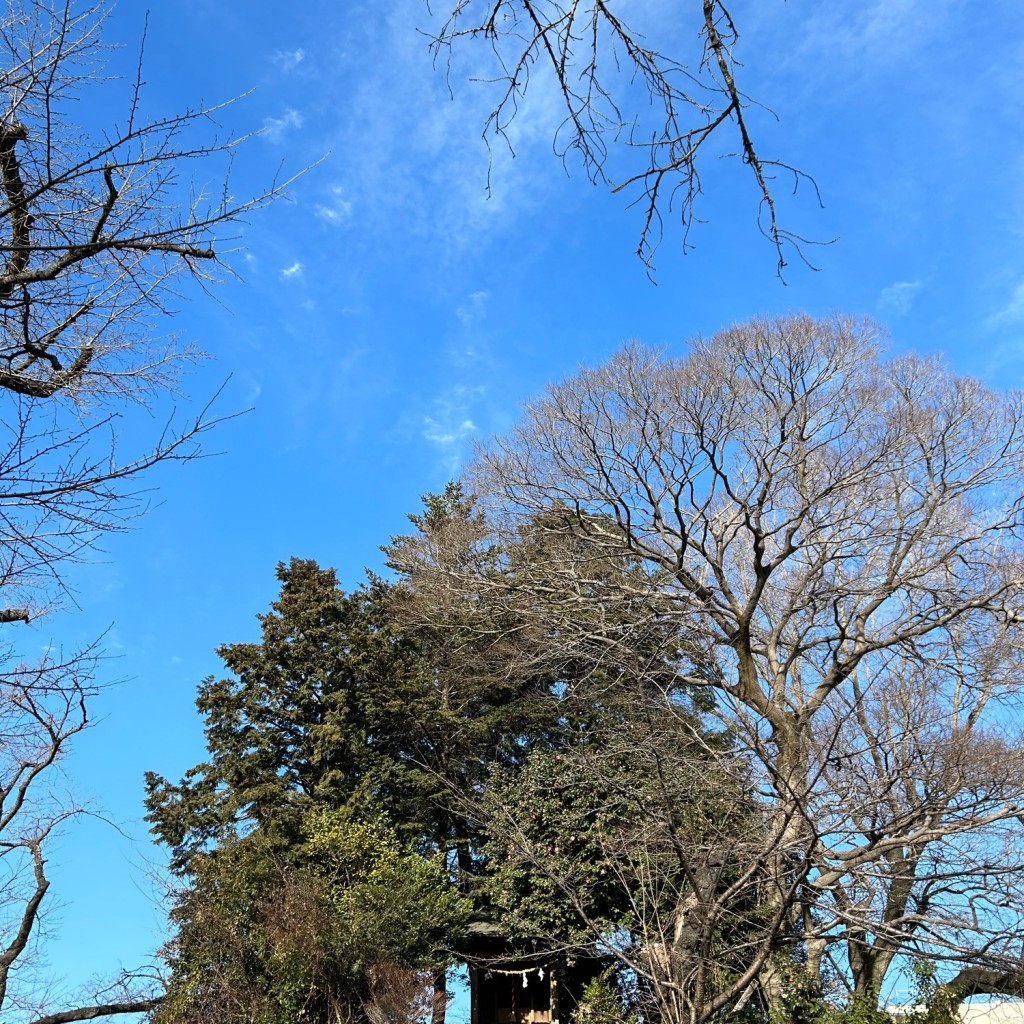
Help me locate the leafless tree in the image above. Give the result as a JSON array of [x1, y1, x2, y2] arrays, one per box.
[[0, 1, 293, 1020], [429, 1, 824, 274], [410, 315, 1024, 1015], [0, 0, 294, 612], [363, 965, 434, 1024], [800, 634, 1024, 1003], [0, 644, 165, 1024]]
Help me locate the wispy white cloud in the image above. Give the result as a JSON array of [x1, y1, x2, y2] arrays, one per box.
[[423, 416, 477, 447], [262, 108, 303, 143], [281, 260, 304, 279], [242, 377, 262, 405], [423, 384, 485, 472], [456, 290, 488, 329], [272, 48, 306, 72], [878, 279, 922, 315], [987, 279, 1024, 327], [748, 0, 944, 93], [449, 290, 493, 368], [315, 185, 354, 227], [328, 2, 573, 258]]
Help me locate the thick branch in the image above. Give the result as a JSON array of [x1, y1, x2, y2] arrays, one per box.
[[27, 996, 164, 1024]]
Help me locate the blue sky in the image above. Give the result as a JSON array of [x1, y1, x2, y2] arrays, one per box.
[[19, 0, 1024, 1014]]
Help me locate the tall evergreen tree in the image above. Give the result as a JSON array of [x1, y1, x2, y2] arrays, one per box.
[[145, 559, 386, 873], [146, 492, 569, 1024]]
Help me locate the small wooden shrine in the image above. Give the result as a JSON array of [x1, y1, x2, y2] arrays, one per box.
[[466, 922, 605, 1024]]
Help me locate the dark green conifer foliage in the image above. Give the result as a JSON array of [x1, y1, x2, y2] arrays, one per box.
[[146, 555, 481, 1024], [145, 559, 387, 873], [375, 483, 566, 866]]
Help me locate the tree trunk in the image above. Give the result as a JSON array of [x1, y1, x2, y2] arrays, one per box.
[[432, 968, 448, 1024]]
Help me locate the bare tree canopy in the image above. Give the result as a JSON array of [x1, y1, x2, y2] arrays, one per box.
[[429, 1, 823, 274], [406, 315, 1024, 1014], [0, 2, 291, 1021], [0, 0, 294, 612], [0, 0, 283, 401]]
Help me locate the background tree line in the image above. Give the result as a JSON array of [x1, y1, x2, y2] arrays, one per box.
[[144, 315, 1024, 1024]]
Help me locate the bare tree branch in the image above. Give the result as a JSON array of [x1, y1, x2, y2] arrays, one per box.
[[429, 1, 829, 276], [27, 997, 163, 1024]]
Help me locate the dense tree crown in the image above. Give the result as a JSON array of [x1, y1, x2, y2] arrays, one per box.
[[148, 491, 760, 1024], [146, 543, 571, 1023], [439, 314, 1024, 1013], [145, 547, 561, 871]]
